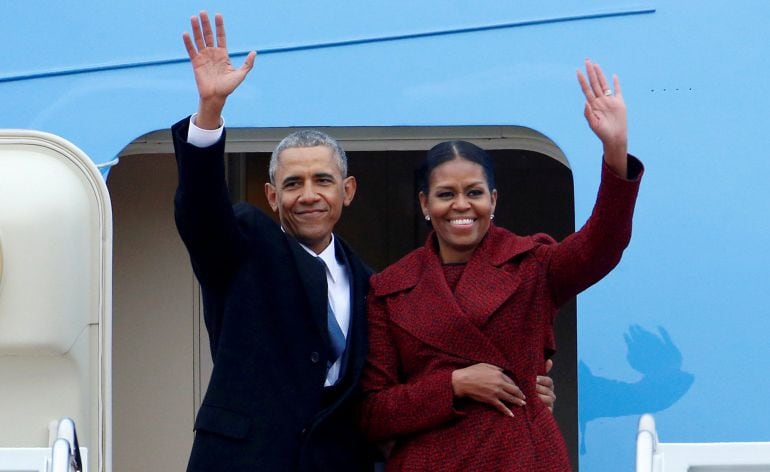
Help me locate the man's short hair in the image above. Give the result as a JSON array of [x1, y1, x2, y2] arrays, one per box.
[[269, 130, 348, 183]]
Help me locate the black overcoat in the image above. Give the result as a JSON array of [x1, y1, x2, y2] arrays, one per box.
[[172, 117, 373, 471]]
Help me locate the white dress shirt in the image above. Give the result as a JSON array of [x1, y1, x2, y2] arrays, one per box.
[[187, 113, 224, 147]]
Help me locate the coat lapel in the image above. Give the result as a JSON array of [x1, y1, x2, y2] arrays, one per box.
[[380, 226, 538, 371], [454, 226, 533, 326], [333, 237, 368, 383], [311, 237, 371, 422], [388, 239, 512, 370], [285, 235, 330, 349]]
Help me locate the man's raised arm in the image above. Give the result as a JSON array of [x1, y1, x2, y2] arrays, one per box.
[[173, 12, 257, 288]]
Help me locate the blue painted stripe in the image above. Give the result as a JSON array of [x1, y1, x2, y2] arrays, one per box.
[[0, 7, 654, 84]]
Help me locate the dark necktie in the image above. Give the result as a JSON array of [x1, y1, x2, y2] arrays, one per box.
[[318, 257, 346, 364], [327, 298, 346, 363]]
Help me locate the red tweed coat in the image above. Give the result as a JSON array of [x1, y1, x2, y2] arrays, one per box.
[[359, 158, 643, 471]]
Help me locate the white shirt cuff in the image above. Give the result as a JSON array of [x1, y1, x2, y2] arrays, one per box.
[[187, 113, 225, 148]]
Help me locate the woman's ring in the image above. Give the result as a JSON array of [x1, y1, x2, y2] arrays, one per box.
[[603, 89, 613, 96]]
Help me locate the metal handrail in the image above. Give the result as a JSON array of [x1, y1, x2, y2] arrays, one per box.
[[49, 418, 83, 472]]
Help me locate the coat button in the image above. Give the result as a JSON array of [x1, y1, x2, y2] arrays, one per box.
[[310, 351, 320, 363]]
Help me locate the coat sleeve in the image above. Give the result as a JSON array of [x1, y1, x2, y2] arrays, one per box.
[[358, 291, 463, 442], [172, 116, 242, 290], [545, 155, 643, 306]]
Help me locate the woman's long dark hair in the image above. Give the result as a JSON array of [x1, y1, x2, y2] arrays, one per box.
[[417, 140, 496, 194]]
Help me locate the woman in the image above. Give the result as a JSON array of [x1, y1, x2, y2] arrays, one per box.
[[358, 60, 643, 471]]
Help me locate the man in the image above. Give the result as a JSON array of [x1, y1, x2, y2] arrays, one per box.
[[173, 11, 556, 471]]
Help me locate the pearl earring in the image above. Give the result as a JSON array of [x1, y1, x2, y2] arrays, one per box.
[[424, 214, 431, 221], [490, 214, 495, 220]]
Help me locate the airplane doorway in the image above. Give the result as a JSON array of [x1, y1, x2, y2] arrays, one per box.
[[226, 128, 578, 468], [111, 125, 578, 470]]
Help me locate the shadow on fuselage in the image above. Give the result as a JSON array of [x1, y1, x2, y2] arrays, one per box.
[[578, 325, 694, 454]]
